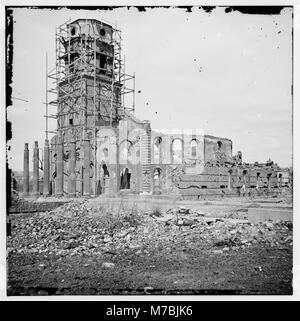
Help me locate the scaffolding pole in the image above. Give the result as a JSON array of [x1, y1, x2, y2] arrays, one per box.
[[93, 36, 97, 196], [45, 52, 48, 140], [44, 18, 136, 196]]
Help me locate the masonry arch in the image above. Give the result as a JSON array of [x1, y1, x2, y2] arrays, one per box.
[[154, 136, 162, 163], [127, 129, 143, 165], [217, 140, 223, 150], [97, 161, 110, 195], [96, 127, 117, 165], [119, 139, 133, 164], [153, 167, 162, 181], [190, 139, 198, 158], [171, 138, 183, 164], [256, 172, 262, 189], [120, 167, 131, 190], [267, 173, 272, 189]]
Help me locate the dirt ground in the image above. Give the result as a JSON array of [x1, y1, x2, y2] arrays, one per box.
[[7, 196, 293, 296]]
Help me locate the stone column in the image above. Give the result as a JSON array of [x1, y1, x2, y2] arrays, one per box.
[[68, 138, 76, 197], [141, 124, 151, 193], [43, 139, 50, 196], [256, 173, 260, 190], [116, 138, 120, 193], [227, 170, 232, 190], [55, 135, 64, 196], [83, 133, 90, 196], [32, 141, 39, 196], [267, 173, 271, 190], [153, 169, 161, 195], [23, 143, 29, 195]]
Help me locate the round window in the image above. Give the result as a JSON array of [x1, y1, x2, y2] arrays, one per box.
[[100, 28, 106, 36]]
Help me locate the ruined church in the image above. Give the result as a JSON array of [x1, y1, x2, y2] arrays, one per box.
[[22, 18, 291, 199]]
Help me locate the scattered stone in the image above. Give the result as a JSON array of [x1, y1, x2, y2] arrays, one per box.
[[178, 207, 190, 214], [63, 240, 80, 249], [144, 286, 153, 294], [182, 218, 195, 226], [102, 262, 115, 269], [103, 236, 112, 243], [7, 197, 292, 260], [212, 250, 223, 254], [265, 222, 274, 230], [195, 211, 205, 216]]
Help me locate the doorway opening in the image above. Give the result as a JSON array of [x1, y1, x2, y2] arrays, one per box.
[[120, 167, 131, 190], [97, 162, 110, 195]]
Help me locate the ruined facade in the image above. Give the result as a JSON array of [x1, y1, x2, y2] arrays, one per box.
[[22, 19, 292, 199]]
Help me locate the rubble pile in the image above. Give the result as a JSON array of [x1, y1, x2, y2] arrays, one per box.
[[7, 201, 293, 258], [151, 206, 292, 250]]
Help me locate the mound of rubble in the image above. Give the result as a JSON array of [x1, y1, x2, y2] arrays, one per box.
[[7, 200, 293, 258]]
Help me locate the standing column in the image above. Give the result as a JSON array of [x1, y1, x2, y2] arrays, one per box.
[[116, 133, 120, 193], [43, 139, 50, 196], [32, 141, 39, 196], [55, 135, 64, 196], [68, 138, 76, 197], [153, 169, 161, 195], [228, 170, 232, 190], [23, 143, 29, 195], [83, 133, 90, 196], [141, 124, 151, 193]]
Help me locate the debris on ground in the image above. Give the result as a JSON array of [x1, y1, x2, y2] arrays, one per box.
[[7, 196, 293, 295], [7, 200, 293, 259]]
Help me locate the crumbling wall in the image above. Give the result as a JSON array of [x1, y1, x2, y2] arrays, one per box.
[[204, 135, 232, 163], [177, 162, 285, 200], [151, 130, 205, 165]]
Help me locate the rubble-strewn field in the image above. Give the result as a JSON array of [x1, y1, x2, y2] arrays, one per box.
[[7, 197, 293, 295]]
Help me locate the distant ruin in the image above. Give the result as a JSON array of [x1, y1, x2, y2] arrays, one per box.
[[20, 18, 292, 199]]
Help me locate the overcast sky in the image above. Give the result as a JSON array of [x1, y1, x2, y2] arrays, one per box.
[[7, 6, 293, 171]]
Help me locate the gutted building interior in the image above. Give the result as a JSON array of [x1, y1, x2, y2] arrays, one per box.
[[21, 18, 292, 199]]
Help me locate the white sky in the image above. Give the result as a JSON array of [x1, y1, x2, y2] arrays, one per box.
[[7, 6, 293, 171]]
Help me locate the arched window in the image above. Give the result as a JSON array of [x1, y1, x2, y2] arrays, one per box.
[[256, 172, 261, 189], [190, 139, 198, 157], [154, 167, 161, 179], [102, 163, 109, 177], [121, 140, 132, 162], [154, 137, 162, 163], [172, 139, 183, 164], [217, 141, 222, 150]]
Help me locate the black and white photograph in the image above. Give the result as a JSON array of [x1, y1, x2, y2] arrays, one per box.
[[2, 3, 298, 301]]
